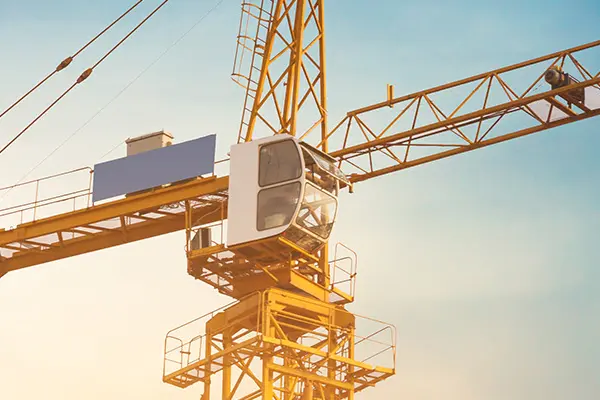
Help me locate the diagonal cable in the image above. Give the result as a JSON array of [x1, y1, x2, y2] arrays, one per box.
[[0, 0, 145, 122], [0, 0, 173, 156], [0, 0, 224, 202]]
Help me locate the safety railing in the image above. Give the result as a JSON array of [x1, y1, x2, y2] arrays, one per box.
[[185, 217, 234, 293], [163, 292, 263, 380], [353, 313, 397, 372], [0, 167, 93, 229], [0, 157, 230, 232], [232, 0, 275, 141], [330, 242, 358, 302], [186, 220, 226, 253], [231, 0, 274, 90], [163, 300, 232, 379], [266, 290, 396, 384]]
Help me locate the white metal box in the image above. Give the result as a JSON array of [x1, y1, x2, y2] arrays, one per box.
[[227, 135, 305, 246], [126, 130, 174, 156]]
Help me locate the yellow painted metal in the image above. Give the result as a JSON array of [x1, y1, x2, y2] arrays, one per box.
[[2, 40, 598, 278], [0, 176, 228, 275], [186, 234, 354, 303], [2, 4, 600, 399], [325, 39, 600, 183], [169, 32, 600, 400], [235, 0, 329, 152], [163, 289, 396, 399]]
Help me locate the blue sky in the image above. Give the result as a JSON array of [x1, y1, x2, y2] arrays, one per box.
[[0, 0, 599, 399]]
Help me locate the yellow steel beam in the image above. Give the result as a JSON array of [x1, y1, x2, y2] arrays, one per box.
[[1, 203, 225, 274], [237, 0, 328, 151], [324, 39, 600, 183], [0, 176, 227, 245], [336, 77, 600, 158], [164, 287, 395, 397], [0, 176, 228, 275], [268, 363, 353, 391], [339, 79, 600, 183], [347, 39, 600, 116]]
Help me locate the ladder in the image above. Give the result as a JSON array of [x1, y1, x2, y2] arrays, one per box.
[[231, 0, 275, 142]]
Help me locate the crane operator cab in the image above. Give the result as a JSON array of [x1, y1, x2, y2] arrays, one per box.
[[227, 135, 351, 260]]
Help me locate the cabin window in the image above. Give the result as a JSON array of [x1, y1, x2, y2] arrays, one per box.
[[257, 182, 302, 231], [295, 182, 337, 239], [258, 140, 302, 187]]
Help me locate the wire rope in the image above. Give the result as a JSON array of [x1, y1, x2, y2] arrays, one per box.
[[0, 0, 173, 156], [0, 0, 145, 122], [0, 0, 225, 203]]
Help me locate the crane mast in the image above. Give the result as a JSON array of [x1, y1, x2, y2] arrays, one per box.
[[0, 1, 599, 399], [233, 0, 328, 150], [163, 3, 383, 397]]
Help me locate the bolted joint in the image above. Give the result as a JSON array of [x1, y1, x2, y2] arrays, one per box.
[[77, 68, 93, 84], [55, 57, 73, 72]]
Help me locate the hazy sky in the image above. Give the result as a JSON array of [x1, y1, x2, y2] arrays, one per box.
[[0, 0, 599, 399]]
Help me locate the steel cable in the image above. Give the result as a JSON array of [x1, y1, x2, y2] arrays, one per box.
[[0, 0, 145, 122], [0, 0, 172, 156], [0, 0, 224, 203]]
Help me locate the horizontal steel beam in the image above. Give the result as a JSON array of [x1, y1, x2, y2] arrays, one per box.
[[349, 106, 600, 183], [347, 39, 600, 116], [0, 176, 228, 276], [333, 76, 600, 160]]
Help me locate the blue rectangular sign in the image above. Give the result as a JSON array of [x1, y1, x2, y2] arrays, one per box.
[[92, 134, 216, 203]]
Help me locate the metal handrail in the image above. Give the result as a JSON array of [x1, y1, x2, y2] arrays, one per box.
[[0, 189, 90, 214], [162, 291, 264, 378], [0, 167, 93, 225], [0, 167, 91, 191]]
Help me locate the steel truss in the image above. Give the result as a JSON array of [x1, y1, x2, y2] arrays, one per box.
[[163, 289, 395, 400]]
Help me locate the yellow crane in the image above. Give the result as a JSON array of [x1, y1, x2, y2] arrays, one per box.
[[1, 1, 600, 399]]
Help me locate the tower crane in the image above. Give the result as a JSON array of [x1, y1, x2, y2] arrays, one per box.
[[1, 1, 599, 399]]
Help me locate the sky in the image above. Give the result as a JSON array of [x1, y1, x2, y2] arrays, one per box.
[[0, 0, 599, 399]]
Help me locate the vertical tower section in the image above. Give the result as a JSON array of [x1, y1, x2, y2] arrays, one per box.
[[163, 2, 397, 398], [163, 289, 397, 399], [233, 0, 328, 151]]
